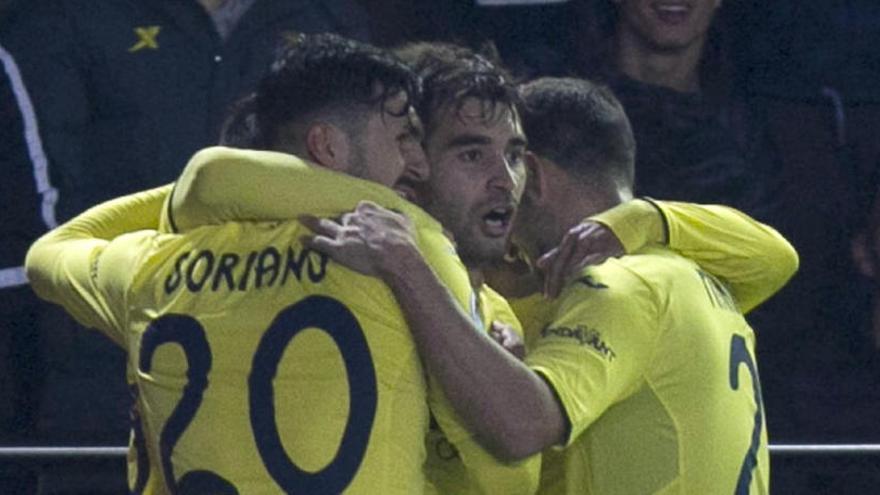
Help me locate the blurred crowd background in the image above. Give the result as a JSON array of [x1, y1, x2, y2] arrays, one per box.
[[2, 1, 880, 493]]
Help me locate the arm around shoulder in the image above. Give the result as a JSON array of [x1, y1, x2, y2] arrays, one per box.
[[592, 198, 799, 313], [651, 199, 799, 313], [26, 185, 170, 337]]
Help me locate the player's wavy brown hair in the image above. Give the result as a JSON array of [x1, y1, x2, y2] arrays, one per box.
[[394, 41, 520, 139]]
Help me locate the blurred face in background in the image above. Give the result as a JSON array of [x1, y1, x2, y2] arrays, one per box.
[[613, 0, 721, 52]]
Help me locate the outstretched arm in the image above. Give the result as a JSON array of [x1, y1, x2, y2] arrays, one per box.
[[540, 199, 799, 313], [26, 185, 172, 343]]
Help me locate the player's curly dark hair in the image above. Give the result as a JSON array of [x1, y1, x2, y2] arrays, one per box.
[[220, 32, 420, 150], [394, 42, 520, 138], [519, 77, 635, 189]]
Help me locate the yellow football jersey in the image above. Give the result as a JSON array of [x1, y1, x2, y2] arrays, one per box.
[[424, 284, 539, 495], [590, 198, 798, 314], [25, 149, 490, 494], [515, 247, 769, 495], [161, 147, 541, 494]]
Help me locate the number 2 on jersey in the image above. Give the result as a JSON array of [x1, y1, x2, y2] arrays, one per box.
[[137, 296, 377, 494], [728, 334, 764, 495]]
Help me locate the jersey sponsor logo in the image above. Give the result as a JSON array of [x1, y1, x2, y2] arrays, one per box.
[[164, 246, 328, 294], [128, 26, 161, 52], [697, 269, 738, 313], [575, 275, 608, 289], [541, 324, 616, 361]]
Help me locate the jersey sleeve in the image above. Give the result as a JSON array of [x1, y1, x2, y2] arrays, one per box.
[[159, 146, 471, 298], [25, 185, 171, 345], [161, 146, 425, 232], [525, 262, 661, 446], [421, 285, 539, 495], [590, 198, 799, 314]]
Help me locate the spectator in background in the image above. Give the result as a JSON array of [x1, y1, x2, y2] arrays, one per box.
[[0, 1, 370, 493], [479, 0, 769, 217], [570, 0, 766, 215]]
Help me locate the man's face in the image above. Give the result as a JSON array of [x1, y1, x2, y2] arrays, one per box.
[[614, 0, 721, 52], [347, 91, 428, 192], [421, 97, 527, 268], [510, 172, 547, 265]]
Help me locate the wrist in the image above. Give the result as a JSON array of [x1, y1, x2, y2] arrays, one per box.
[[378, 240, 429, 285]]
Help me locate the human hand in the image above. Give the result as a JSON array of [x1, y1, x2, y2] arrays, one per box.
[[536, 221, 624, 298], [300, 201, 418, 279], [489, 321, 526, 361]]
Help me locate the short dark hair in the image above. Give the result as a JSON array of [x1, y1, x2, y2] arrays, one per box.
[[220, 32, 420, 149], [519, 77, 635, 188], [394, 42, 519, 137]]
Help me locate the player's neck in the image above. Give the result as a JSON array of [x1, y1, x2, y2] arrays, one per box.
[[555, 186, 629, 248]]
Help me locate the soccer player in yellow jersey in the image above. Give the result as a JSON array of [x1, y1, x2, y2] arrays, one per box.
[[164, 41, 539, 495], [169, 44, 796, 494], [294, 77, 796, 494], [26, 34, 540, 495]]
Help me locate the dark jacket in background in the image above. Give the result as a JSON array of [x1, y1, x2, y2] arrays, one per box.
[[3, 0, 371, 222], [1, 1, 371, 492], [605, 74, 765, 216]]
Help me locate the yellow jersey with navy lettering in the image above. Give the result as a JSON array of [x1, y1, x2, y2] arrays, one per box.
[[515, 246, 769, 495], [25, 151, 486, 494], [160, 147, 540, 495], [425, 284, 539, 495]]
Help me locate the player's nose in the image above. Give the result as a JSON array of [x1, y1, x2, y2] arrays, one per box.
[[402, 141, 430, 183]]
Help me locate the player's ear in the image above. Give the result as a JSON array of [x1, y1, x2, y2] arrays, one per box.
[[306, 122, 349, 172], [523, 151, 547, 204]]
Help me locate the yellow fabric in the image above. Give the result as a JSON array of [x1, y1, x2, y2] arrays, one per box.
[[425, 284, 540, 495], [589, 198, 665, 254], [26, 184, 172, 345], [160, 146, 433, 234], [590, 199, 799, 314], [514, 247, 769, 495], [164, 147, 539, 494], [27, 147, 526, 494]]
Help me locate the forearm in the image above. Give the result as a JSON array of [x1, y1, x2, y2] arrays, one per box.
[[167, 147, 411, 231], [593, 199, 799, 313], [652, 200, 799, 313], [384, 250, 565, 461], [168, 148, 289, 231]]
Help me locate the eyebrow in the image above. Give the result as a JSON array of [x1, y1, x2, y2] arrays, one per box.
[[442, 132, 528, 151]]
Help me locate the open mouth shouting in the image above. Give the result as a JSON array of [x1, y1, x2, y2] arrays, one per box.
[[481, 203, 516, 238]]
